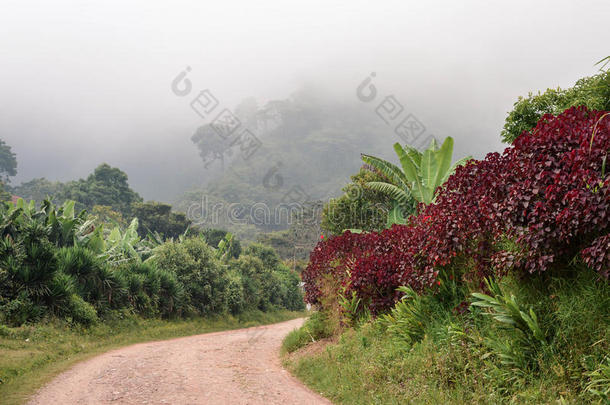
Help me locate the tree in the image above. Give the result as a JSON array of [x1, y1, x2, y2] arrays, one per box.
[[0, 139, 17, 182], [362, 137, 470, 208], [60, 163, 142, 217], [153, 237, 229, 315], [8, 178, 64, 203], [131, 201, 191, 239], [501, 70, 610, 143], [0, 182, 12, 202], [201, 228, 241, 259], [321, 168, 392, 235], [91, 205, 125, 228]]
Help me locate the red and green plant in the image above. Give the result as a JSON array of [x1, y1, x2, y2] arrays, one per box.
[[304, 107, 610, 313]]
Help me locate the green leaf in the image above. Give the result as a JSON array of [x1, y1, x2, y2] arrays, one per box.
[[433, 137, 454, 189], [393, 143, 420, 184], [442, 156, 472, 184], [387, 201, 407, 227], [361, 153, 409, 190], [366, 182, 412, 205], [63, 200, 75, 219], [343, 228, 364, 234], [403, 144, 422, 168]]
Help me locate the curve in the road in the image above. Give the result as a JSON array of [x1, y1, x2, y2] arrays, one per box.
[[27, 318, 330, 405]]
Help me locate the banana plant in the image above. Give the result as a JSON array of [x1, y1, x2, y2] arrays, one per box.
[[1, 198, 95, 247], [215, 232, 234, 261], [103, 218, 148, 265], [362, 137, 471, 206]]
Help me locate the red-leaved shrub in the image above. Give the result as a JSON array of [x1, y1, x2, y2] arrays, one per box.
[[304, 107, 610, 313]]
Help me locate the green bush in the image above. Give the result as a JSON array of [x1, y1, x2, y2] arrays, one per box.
[[117, 262, 186, 317], [46, 271, 77, 313], [155, 267, 187, 317], [0, 222, 58, 302], [66, 294, 98, 325], [244, 243, 282, 270], [153, 237, 229, 315], [56, 246, 125, 311], [501, 70, 610, 143], [228, 254, 271, 310], [274, 264, 306, 311], [225, 270, 245, 314], [0, 293, 46, 326], [379, 286, 431, 349], [241, 243, 305, 311]]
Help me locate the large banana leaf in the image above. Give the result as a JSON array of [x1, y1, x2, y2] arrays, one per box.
[[393, 143, 427, 204], [420, 147, 437, 204], [392, 143, 420, 184], [441, 156, 472, 185], [365, 181, 412, 205], [386, 201, 407, 228], [362, 136, 470, 211], [361, 154, 409, 190], [433, 137, 454, 188]]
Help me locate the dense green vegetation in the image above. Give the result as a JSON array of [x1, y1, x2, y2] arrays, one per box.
[[286, 270, 609, 404], [0, 309, 305, 405], [501, 69, 610, 143], [0, 197, 304, 327], [288, 67, 610, 404], [131, 201, 191, 239], [0, 139, 17, 202], [321, 168, 392, 236], [7, 164, 191, 239]]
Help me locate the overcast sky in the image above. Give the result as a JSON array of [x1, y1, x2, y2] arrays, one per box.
[[1, 0, 608, 200]]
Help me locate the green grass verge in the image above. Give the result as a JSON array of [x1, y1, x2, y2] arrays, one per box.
[[0, 309, 305, 405], [282, 311, 334, 354], [284, 271, 609, 404]]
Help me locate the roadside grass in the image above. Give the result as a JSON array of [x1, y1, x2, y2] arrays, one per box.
[[282, 311, 334, 354], [283, 270, 609, 404], [0, 309, 306, 405]]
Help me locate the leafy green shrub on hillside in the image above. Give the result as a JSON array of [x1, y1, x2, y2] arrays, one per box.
[[240, 243, 305, 311], [153, 237, 229, 315], [56, 246, 125, 311], [0, 221, 59, 325], [117, 262, 185, 317], [65, 294, 98, 325], [0, 196, 305, 326], [501, 70, 610, 143], [228, 254, 272, 311]]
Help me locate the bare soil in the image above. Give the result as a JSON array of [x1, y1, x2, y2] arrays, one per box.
[[27, 318, 330, 405]]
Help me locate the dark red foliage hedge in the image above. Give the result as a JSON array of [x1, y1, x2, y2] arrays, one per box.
[[304, 107, 610, 313]]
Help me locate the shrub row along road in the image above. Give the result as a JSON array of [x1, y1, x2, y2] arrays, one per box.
[[27, 318, 330, 405]]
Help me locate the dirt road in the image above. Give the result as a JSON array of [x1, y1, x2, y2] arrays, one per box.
[[27, 318, 330, 405]]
